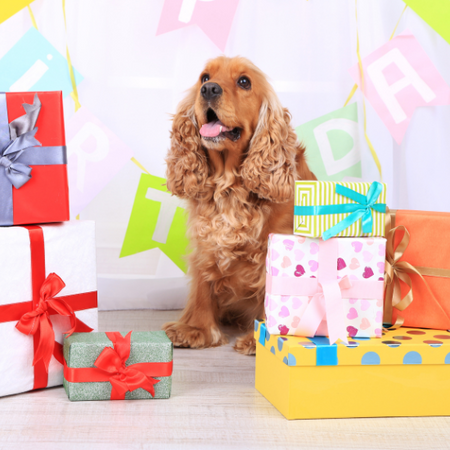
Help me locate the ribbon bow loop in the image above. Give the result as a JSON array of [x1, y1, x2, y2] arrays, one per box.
[[16, 272, 91, 371], [94, 332, 160, 400], [322, 181, 385, 240], [0, 94, 42, 189]]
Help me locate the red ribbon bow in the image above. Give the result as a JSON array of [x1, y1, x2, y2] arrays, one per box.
[[16, 272, 93, 371], [95, 332, 160, 400]]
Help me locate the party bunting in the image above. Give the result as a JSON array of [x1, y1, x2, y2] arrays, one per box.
[[0, 27, 82, 97], [120, 173, 188, 273], [296, 103, 361, 181], [156, 0, 240, 51], [403, 0, 450, 46], [66, 107, 134, 218], [0, 0, 35, 25], [349, 30, 450, 144]]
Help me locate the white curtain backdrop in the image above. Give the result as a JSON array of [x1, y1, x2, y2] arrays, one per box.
[[1, 0, 449, 310]]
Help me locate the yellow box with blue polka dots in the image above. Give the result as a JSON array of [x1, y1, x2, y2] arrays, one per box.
[[254, 320, 450, 419]]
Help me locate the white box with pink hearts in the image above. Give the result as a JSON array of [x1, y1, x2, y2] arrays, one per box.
[[265, 233, 386, 340]]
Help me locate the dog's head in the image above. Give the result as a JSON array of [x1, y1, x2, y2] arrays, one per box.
[[195, 56, 267, 155], [166, 56, 302, 202]]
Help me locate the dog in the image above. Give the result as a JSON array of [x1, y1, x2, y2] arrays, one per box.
[[162, 56, 316, 355]]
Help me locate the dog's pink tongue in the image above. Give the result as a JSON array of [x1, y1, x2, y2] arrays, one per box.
[[200, 120, 230, 137]]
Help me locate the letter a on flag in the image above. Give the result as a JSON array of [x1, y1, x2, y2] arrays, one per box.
[[349, 30, 450, 144]]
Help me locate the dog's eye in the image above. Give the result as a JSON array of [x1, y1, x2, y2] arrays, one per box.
[[237, 76, 251, 90], [201, 74, 210, 83]]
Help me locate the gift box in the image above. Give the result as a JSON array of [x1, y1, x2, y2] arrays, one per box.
[[0, 91, 69, 226], [384, 209, 450, 330], [0, 221, 98, 397], [255, 319, 450, 419], [63, 331, 173, 401], [294, 181, 387, 240], [265, 233, 386, 342]]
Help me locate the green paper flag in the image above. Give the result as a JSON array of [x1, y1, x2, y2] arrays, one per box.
[[120, 173, 188, 273], [403, 0, 450, 45], [296, 103, 361, 181]]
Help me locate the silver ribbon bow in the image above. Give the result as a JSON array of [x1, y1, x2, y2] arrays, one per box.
[[0, 94, 41, 189]]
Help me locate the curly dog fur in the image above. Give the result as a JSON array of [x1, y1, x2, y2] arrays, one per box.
[[163, 56, 315, 354]]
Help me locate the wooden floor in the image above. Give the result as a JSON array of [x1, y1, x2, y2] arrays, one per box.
[[1, 310, 450, 450]]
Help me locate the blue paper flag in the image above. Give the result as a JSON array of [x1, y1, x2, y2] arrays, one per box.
[[0, 28, 83, 97]]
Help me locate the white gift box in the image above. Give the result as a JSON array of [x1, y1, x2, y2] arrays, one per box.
[[0, 221, 98, 397]]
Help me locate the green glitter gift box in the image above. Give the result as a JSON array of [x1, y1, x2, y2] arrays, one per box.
[[63, 331, 173, 401]]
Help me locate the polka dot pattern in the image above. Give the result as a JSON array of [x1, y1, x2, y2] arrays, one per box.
[[254, 319, 450, 368]]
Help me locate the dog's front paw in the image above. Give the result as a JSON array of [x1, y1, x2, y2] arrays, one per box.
[[162, 321, 228, 349], [234, 332, 256, 355]]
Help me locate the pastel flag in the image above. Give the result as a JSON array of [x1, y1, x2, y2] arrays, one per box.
[[296, 103, 361, 181], [0, 27, 83, 97], [403, 0, 450, 45], [120, 173, 188, 273], [0, 0, 34, 25], [156, 0, 240, 51], [66, 107, 134, 217], [349, 30, 450, 144]]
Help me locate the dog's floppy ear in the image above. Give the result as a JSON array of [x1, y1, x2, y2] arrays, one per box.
[[166, 87, 209, 199], [240, 90, 299, 203]]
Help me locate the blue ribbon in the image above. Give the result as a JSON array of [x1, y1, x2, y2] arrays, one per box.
[[294, 182, 386, 240]]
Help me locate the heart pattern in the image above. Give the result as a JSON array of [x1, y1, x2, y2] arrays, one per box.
[[283, 239, 294, 251], [294, 265, 305, 277], [281, 256, 292, 268], [279, 306, 290, 318], [265, 233, 386, 338], [363, 251, 373, 262], [294, 249, 305, 261], [360, 318, 370, 330]]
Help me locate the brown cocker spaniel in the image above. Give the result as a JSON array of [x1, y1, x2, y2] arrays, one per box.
[[163, 56, 316, 355]]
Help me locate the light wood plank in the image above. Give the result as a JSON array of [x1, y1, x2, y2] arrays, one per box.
[[1, 310, 449, 450]]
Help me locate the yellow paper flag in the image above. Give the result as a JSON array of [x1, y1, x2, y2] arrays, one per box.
[[0, 0, 35, 25], [403, 0, 450, 45]]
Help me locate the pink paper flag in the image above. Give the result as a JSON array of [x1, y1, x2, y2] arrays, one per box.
[[66, 107, 134, 217], [349, 30, 450, 144], [156, 0, 240, 51]]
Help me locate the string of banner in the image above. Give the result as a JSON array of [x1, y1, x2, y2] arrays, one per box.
[[26, 2, 408, 185], [27, 2, 152, 185], [344, 1, 408, 181]]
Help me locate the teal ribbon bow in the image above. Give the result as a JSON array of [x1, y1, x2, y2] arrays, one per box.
[[294, 181, 386, 241]]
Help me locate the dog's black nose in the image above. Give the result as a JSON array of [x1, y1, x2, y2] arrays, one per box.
[[201, 82, 222, 101]]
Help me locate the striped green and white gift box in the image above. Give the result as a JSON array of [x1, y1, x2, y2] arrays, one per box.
[[294, 181, 387, 238]]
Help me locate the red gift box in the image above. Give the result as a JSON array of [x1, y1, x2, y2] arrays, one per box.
[[0, 91, 69, 225]]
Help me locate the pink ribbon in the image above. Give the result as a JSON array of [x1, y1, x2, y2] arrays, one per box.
[[266, 239, 384, 344]]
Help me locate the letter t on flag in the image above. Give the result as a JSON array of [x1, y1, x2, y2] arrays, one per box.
[[120, 174, 188, 273], [349, 30, 450, 144]]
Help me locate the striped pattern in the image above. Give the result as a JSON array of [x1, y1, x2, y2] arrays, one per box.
[[294, 181, 386, 238]]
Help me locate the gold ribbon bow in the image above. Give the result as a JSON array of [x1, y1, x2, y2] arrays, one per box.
[[384, 209, 450, 327]]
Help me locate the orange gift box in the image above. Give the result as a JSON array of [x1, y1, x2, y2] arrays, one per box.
[[386, 210, 450, 330]]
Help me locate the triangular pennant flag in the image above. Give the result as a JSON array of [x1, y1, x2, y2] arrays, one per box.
[[296, 103, 361, 181], [120, 173, 188, 273]]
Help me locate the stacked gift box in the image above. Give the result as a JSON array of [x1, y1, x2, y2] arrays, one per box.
[[255, 180, 450, 419], [0, 91, 172, 401]]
